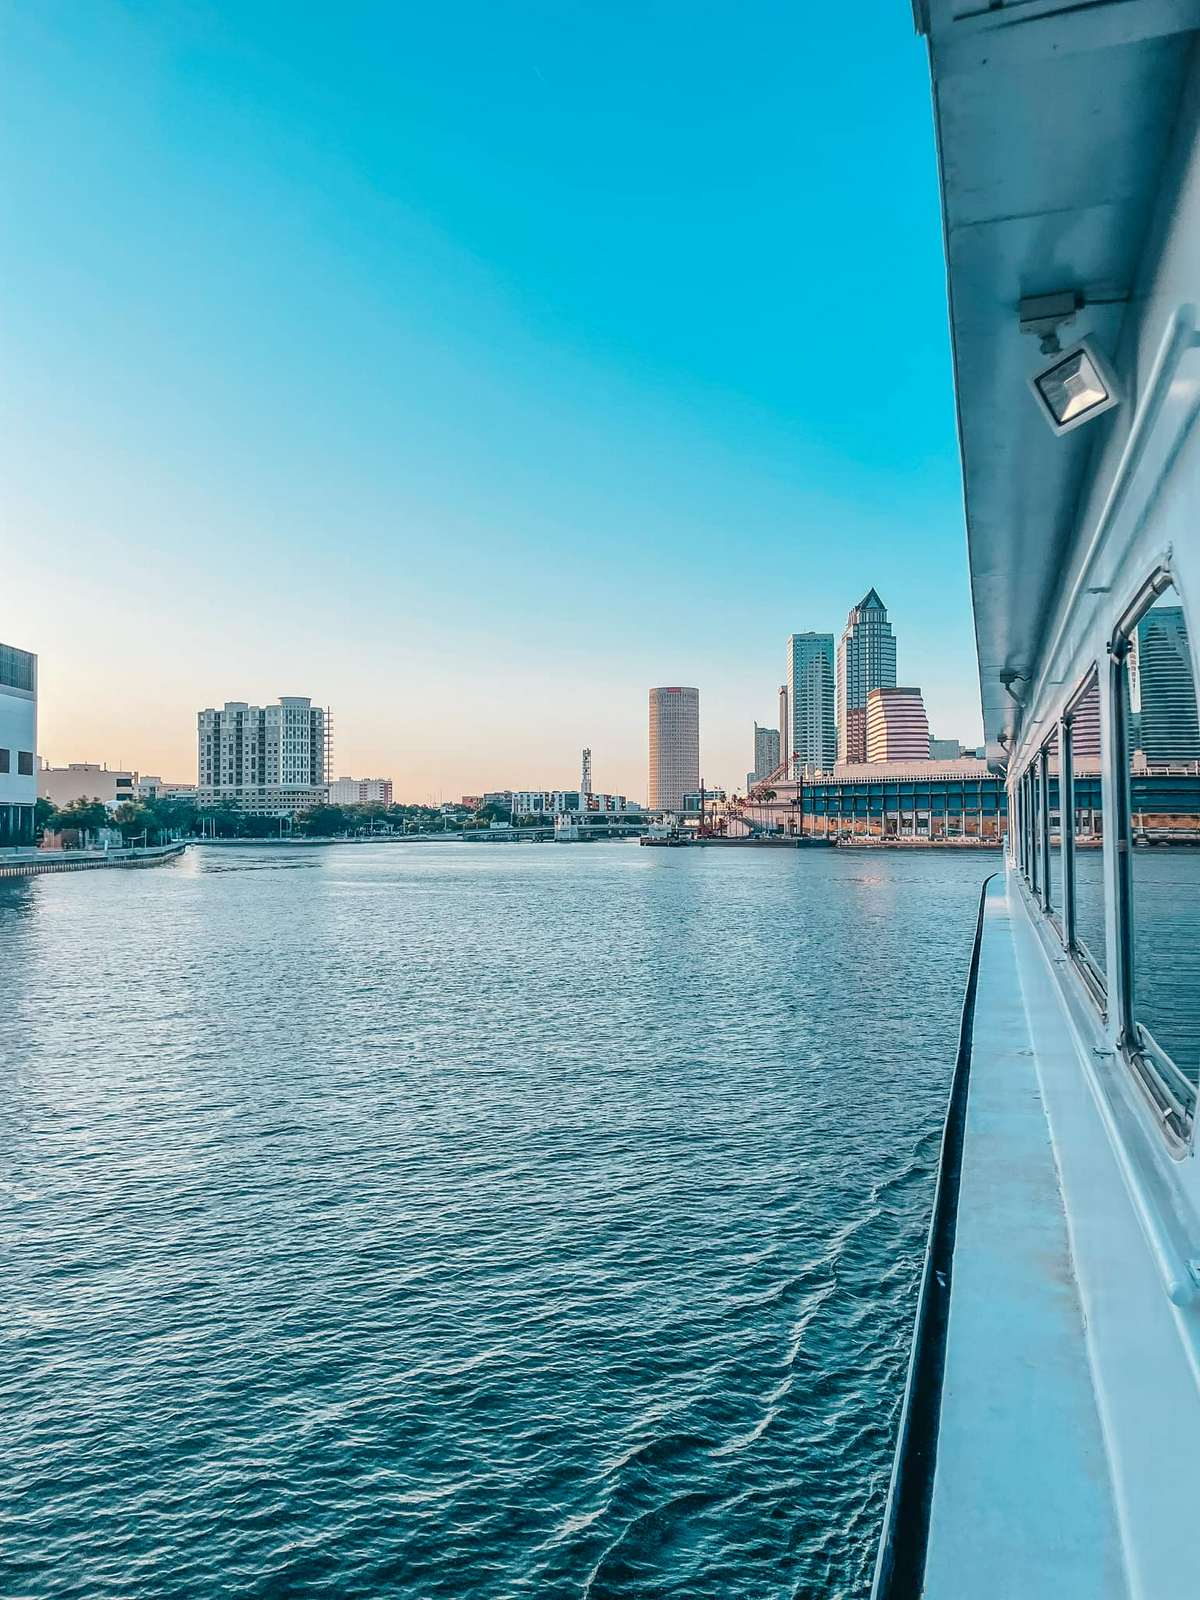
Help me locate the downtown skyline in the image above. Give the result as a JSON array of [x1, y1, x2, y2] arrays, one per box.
[[20, 574, 976, 807], [3, 5, 981, 799]]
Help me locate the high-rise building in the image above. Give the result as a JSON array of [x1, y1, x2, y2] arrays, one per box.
[[778, 684, 789, 774], [198, 696, 330, 815], [328, 776, 393, 805], [866, 687, 930, 763], [648, 687, 700, 811], [747, 722, 781, 791], [754, 723, 780, 778], [0, 640, 37, 847], [837, 589, 898, 763], [787, 634, 836, 774], [1133, 605, 1200, 764]]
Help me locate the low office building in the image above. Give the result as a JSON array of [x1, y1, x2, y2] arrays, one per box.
[[138, 777, 198, 803], [328, 775, 393, 806], [197, 697, 329, 816], [39, 762, 136, 811], [681, 787, 726, 814], [0, 641, 37, 846], [928, 737, 963, 761], [511, 789, 636, 816]]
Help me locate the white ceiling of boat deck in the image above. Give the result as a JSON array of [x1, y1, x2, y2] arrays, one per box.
[[916, 0, 1200, 762]]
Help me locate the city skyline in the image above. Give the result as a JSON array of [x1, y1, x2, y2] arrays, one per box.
[[18, 566, 979, 804], [2, 5, 980, 800]]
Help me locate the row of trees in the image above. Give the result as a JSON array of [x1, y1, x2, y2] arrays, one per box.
[[36, 794, 518, 843]]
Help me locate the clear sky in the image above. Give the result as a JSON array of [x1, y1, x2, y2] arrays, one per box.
[[1, 2, 976, 801]]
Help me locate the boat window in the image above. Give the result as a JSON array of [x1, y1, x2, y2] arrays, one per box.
[[1066, 671, 1105, 990], [1114, 577, 1200, 1118], [1043, 729, 1060, 918], [1059, 717, 1076, 952], [1017, 768, 1029, 878]]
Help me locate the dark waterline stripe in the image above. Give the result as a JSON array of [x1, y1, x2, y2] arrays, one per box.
[[870, 872, 995, 1600]]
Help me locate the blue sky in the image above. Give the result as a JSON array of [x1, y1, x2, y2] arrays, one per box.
[[1, 2, 974, 798]]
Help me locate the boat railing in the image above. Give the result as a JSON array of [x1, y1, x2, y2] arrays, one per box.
[[869, 872, 995, 1600]]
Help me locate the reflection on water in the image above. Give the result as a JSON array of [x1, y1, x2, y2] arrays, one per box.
[[1, 844, 993, 1599]]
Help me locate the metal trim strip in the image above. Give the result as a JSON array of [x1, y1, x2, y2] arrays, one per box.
[[870, 873, 995, 1600]]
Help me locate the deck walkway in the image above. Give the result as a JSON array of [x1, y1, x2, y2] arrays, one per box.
[[923, 877, 1124, 1597]]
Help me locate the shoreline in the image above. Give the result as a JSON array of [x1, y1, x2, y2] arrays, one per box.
[[0, 842, 188, 879]]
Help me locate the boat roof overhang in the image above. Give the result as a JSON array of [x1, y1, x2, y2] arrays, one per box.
[[916, 0, 1200, 765]]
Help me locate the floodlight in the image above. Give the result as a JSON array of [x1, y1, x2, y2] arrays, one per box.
[[1029, 339, 1120, 436]]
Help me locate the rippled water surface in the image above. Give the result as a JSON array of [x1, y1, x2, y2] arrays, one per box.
[[2, 843, 995, 1598]]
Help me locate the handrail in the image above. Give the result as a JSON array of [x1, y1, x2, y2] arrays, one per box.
[[870, 873, 995, 1600]]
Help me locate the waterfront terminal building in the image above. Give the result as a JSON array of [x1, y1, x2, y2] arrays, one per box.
[[744, 747, 1198, 849], [747, 759, 1007, 840], [0, 640, 37, 847]]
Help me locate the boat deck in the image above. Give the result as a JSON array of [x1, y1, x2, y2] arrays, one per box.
[[924, 878, 1123, 1598], [919, 874, 1200, 1600]]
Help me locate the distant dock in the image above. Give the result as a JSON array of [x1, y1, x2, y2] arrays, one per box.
[[640, 835, 834, 849]]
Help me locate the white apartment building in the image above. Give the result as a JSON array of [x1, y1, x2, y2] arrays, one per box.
[[648, 686, 700, 811], [0, 641, 37, 847], [328, 775, 393, 806], [39, 762, 137, 811], [197, 697, 330, 815]]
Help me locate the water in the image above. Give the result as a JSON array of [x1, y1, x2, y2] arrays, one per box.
[[2, 843, 994, 1599]]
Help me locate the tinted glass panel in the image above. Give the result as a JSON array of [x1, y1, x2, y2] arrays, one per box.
[[1070, 674, 1106, 982], [1045, 730, 1060, 914], [1124, 582, 1200, 1087]]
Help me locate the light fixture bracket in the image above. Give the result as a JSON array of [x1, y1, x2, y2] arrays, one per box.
[[1019, 290, 1082, 354]]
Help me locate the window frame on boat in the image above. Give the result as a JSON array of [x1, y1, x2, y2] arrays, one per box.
[[1062, 668, 1106, 1008], [1108, 566, 1197, 1145], [1010, 564, 1199, 1150]]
